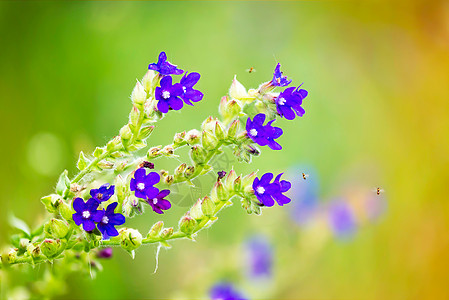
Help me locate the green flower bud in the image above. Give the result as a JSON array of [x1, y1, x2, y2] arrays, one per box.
[[58, 200, 74, 222], [185, 129, 201, 145], [184, 166, 195, 177], [190, 199, 204, 220], [175, 163, 187, 176], [147, 146, 162, 159], [190, 145, 207, 164], [98, 160, 114, 169], [225, 99, 242, 118], [138, 125, 155, 140], [41, 239, 66, 259], [44, 219, 69, 239], [213, 181, 227, 202], [202, 130, 218, 150], [120, 228, 142, 251], [107, 136, 122, 152], [201, 116, 216, 133], [227, 119, 240, 139], [229, 75, 248, 99], [2, 248, 17, 264], [162, 145, 174, 156], [160, 227, 174, 239], [201, 196, 215, 217], [164, 175, 174, 185], [131, 81, 147, 105], [233, 176, 242, 192], [225, 169, 238, 190], [41, 194, 60, 214], [179, 213, 197, 235], [236, 131, 249, 144], [115, 175, 128, 202], [215, 121, 225, 140], [147, 221, 164, 239], [119, 124, 133, 141], [93, 146, 106, 158], [242, 172, 257, 188], [76, 151, 90, 171], [219, 95, 229, 118], [142, 70, 159, 93], [173, 131, 187, 147], [27, 243, 40, 259], [19, 238, 30, 250], [130, 105, 140, 127]]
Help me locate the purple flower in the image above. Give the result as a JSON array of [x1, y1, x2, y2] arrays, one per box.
[[90, 183, 115, 203], [245, 236, 272, 279], [148, 51, 183, 76], [217, 170, 226, 180], [97, 248, 113, 259], [130, 168, 160, 200], [210, 282, 247, 300], [272, 63, 292, 87], [72, 198, 104, 232], [329, 200, 356, 238], [97, 202, 126, 240], [145, 188, 171, 214], [271, 173, 291, 206], [246, 113, 283, 150], [180, 72, 203, 106], [252, 173, 279, 207], [155, 76, 184, 113], [276, 86, 308, 120]]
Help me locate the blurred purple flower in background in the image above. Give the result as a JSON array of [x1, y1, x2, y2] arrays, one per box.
[[97, 248, 113, 259], [210, 282, 247, 300], [245, 235, 273, 280], [328, 200, 356, 238]]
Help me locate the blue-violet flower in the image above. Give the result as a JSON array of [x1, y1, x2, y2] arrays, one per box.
[[271, 173, 291, 206], [145, 188, 171, 214], [90, 183, 115, 203], [97, 202, 126, 240], [272, 63, 292, 87], [130, 168, 160, 199], [246, 113, 283, 150], [72, 198, 104, 232], [180, 72, 203, 106], [148, 51, 184, 76], [210, 282, 247, 300], [155, 76, 184, 113], [252, 173, 279, 207], [329, 200, 356, 238], [276, 86, 308, 120]]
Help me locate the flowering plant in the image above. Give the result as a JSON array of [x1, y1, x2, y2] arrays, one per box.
[[0, 52, 308, 298]]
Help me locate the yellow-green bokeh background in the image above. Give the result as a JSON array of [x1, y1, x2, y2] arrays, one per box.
[[1, 1, 448, 299]]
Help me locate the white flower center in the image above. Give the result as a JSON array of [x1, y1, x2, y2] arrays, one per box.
[[101, 216, 109, 224], [278, 97, 286, 105], [162, 90, 170, 99], [249, 129, 258, 136], [153, 198, 158, 205], [256, 186, 265, 194], [82, 211, 91, 219], [182, 86, 187, 93], [137, 182, 145, 190]]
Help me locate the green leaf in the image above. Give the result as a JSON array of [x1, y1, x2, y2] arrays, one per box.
[[9, 214, 31, 239], [41, 194, 58, 213], [76, 151, 89, 171], [56, 170, 70, 196], [93, 147, 105, 158]]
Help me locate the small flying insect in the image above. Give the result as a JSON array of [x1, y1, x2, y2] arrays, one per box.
[[301, 173, 309, 180], [373, 187, 385, 195], [246, 67, 256, 73]]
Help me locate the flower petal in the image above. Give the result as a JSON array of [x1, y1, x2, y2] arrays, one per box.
[[134, 168, 146, 180], [106, 225, 119, 238], [92, 210, 105, 223], [157, 99, 170, 113], [110, 213, 126, 225], [259, 173, 274, 185], [273, 193, 291, 206], [72, 213, 83, 226], [169, 96, 184, 110], [185, 89, 203, 102], [146, 172, 160, 185], [253, 113, 266, 126], [73, 198, 85, 213], [160, 75, 172, 88], [260, 194, 275, 207], [182, 72, 200, 88], [157, 199, 171, 210], [158, 51, 167, 63], [82, 220, 96, 232], [106, 202, 118, 214], [158, 189, 171, 198]]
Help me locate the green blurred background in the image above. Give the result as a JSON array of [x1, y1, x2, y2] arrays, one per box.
[[1, 1, 449, 299]]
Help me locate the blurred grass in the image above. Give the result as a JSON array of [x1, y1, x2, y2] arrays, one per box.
[[0, 1, 448, 299]]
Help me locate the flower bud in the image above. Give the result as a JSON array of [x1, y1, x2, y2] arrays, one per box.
[[185, 129, 201, 145], [142, 70, 159, 92], [184, 166, 195, 177], [131, 81, 147, 105], [179, 213, 197, 235], [215, 121, 225, 140], [44, 219, 69, 239], [227, 119, 240, 139], [160, 227, 174, 239], [201, 116, 216, 133], [202, 130, 218, 150], [27, 243, 40, 259], [219, 96, 230, 118], [98, 160, 114, 169], [147, 146, 162, 159], [138, 125, 155, 140], [120, 228, 142, 251], [190, 198, 204, 220], [190, 145, 207, 164], [233, 176, 242, 192], [58, 200, 75, 222], [243, 144, 260, 156], [41, 239, 66, 259], [229, 75, 248, 99], [213, 181, 227, 202], [248, 88, 258, 98], [164, 175, 174, 185], [107, 136, 122, 152], [41, 194, 60, 213], [257, 80, 275, 95], [130, 106, 140, 127], [119, 124, 133, 141], [242, 171, 257, 187], [19, 238, 30, 250], [162, 145, 174, 156], [173, 131, 187, 147], [175, 163, 187, 176], [201, 196, 215, 217], [225, 170, 238, 190], [147, 221, 164, 239], [237, 131, 250, 144], [226, 99, 242, 118]]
